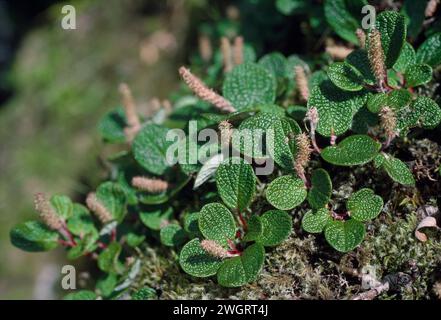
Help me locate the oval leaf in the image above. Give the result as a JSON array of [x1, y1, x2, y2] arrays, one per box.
[[223, 63, 276, 111], [10, 221, 59, 252], [328, 62, 364, 91], [347, 188, 383, 222], [324, 219, 365, 252], [216, 157, 256, 212], [160, 224, 187, 247], [198, 203, 236, 246], [179, 238, 222, 277], [266, 175, 307, 210], [132, 123, 173, 175], [321, 135, 381, 166], [256, 210, 292, 246], [302, 208, 332, 234], [307, 169, 332, 209]]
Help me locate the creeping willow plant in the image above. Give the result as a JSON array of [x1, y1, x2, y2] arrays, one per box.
[[10, 2, 441, 296]]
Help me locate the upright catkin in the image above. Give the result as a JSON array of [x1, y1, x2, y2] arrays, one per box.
[[86, 193, 113, 224], [179, 67, 236, 113], [34, 193, 63, 230], [295, 66, 309, 102], [132, 177, 169, 193], [368, 29, 387, 89]]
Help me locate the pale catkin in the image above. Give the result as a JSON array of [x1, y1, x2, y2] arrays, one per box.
[[201, 240, 229, 258], [380, 106, 397, 141], [119, 83, 140, 129], [433, 281, 441, 299], [131, 176, 169, 193], [368, 29, 387, 87], [198, 34, 212, 62], [294, 133, 312, 182], [233, 36, 244, 65], [179, 67, 236, 113], [325, 45, 353, 60], [220, 37, 233, 72], [86, 193, 113, 224], [425, 0, 439, 18], [219, 120, 233, 146], [295, 66, 309, 102], [356, 29, 366, 48], [34, 193, 63, 230]]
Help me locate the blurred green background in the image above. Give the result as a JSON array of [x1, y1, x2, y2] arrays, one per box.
[[0, 0, 201, 299]]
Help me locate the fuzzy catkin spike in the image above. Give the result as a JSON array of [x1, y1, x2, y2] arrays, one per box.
[[294, 66, 309, 102], [433, 281, 441, 299], [132, 176, 169, 193], [294, 133, 312, 184], [325, 45, 353, 60], [201, 240, 229, 258], [179, 67, 236, 113], [34, 193, 63, 230], [119, 83, 140, 129], [380, 106, 397, 146], [220, 37, 233, 73], [233, 36, 244, 65], [198, 34, 212, 62], [425, 0, 439, 18], [86, 193, 113, 224], [368, 29, 387, 89], [219, 120, 233, 147], [356, 29, 366, 48]]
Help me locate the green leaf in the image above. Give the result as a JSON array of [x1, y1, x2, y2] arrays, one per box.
[[346, 50, 376, 85], [160, 224, 187, 247], [352, 106, 379, 134], [223, 63, 276, 111], [98, 242, 124, 274], [215, 157, 256, 212], [374, 11, 407, 68], [347, 188, 383, 222], [242, 215, 263, 242], [401, 0, 426, 39], [98, 107, 127, 143], [139, 206, 173, 231], [96, 182, 127, 223], [183, 212, 201, 238], [302, 208, 331, 234], [198, 203, 236, 246], [10, 221, 59, 252], [50, 195, 73, 220], [393, 42, 416, 73], [268, 117, 301, 171], [307, 80, 368, 137], [67, 204, 98, 237], [276, 0, 308, 15], [67, 233, 98, 260], [96, 273, 118, 297], [258, 52, 287, 78], [132, 287, 157, 300], [266, 175, 307, 210], [132, 123, 173, 175], [63, 290, 97, 300], [287, 105, 307, 122], [324, 0, 365, 44], [324, 219, 365, 252], [404, 64, 432, 87], [307, 169, 332, 209], [256, 210, 292, 246], [327, 62, 365, 91], [397, 96, 441, 131], [126, 231, 146, 247], [321, 135, 381, 166], [217, 243, 265, 287], [378, 153, 415, 186], [367, 90, 413, 114], [416, 33, 441, 67], [179, 238, 222, 277], [232, 112, 281, 159]]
